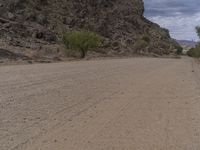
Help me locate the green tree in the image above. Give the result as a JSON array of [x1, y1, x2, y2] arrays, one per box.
[[175, 44, 183, 55], [63, 31, 102, 58], [187, 27, 200, 58], [187, 47, 200, 58], [196, 26, 200, 39]]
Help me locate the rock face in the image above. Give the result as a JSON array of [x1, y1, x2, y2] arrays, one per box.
[[0, 0, 179, 60]]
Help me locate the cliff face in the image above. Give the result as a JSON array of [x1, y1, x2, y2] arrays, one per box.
[[0, 0, 178, 60]]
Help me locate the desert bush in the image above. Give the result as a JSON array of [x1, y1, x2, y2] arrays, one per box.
[[187, 26, 200, 58], [63, 30, 102, 58], [187, 46, 200, 58], [163, 28, 170, 38], [132, 34, 151, 53], [196, 26, 200, 38], [133, 39, 149, 52], [142, 35, 151, 43], [187, 48, 195, 57], [175, 45, 183, 55]]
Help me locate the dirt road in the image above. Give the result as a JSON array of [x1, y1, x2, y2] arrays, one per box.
[[0, 57, 200, 150]]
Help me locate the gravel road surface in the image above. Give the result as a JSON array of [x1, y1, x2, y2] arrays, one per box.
[[0, 57, 200, 150]]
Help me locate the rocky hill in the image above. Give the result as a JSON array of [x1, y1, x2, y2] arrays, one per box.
[[0, 0, 179, 62]]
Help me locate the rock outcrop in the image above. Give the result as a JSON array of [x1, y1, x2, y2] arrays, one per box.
[[0, 0, 179, 60]]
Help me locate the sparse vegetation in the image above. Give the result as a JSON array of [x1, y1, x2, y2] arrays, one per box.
[[175, 45, 183, 55], [187, 46, 200, 58], [196, 26, 200, 38], [132, 35, 151, 53], [133, 39, 149, 52], [63, 31, 102, 58], [142, 35, 151, 43], [187, 26, 200, 58]]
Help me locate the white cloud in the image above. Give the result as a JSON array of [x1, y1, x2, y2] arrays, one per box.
[[148, 12, 200, 41], [144, 0, 200, 41]]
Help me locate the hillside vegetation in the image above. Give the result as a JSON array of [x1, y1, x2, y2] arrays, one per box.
[[187, 26, 200, 58], [0, 0, 180, 61]]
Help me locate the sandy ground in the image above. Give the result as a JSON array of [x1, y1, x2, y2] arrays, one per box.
[[0, 57, 200, 150]]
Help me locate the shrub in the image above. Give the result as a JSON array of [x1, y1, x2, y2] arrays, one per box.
[[63, 30, 102, 58], [188, 26, 200, 58], [196, 26, 200, 39], [133, 39, 149, 52], [163, 28, 170, 38], [132, 35, 151, 53], [187, 45, 200, 58], [142, 35, 151, 43], [187, 48, 195, 57], [175, 45, 183, 55]]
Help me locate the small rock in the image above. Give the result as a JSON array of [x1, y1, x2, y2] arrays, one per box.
[[36, 14, 48, 25], [7, 12, 15, 20], [3, 23, 11, 28]]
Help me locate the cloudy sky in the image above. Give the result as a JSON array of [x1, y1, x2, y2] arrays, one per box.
[[144, 0, 200, 41]]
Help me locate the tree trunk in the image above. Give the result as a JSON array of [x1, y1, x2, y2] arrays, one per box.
[[80, 50, 86, 58]]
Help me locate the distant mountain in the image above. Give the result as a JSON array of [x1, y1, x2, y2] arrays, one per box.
[[176, 40, 197, 47]]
